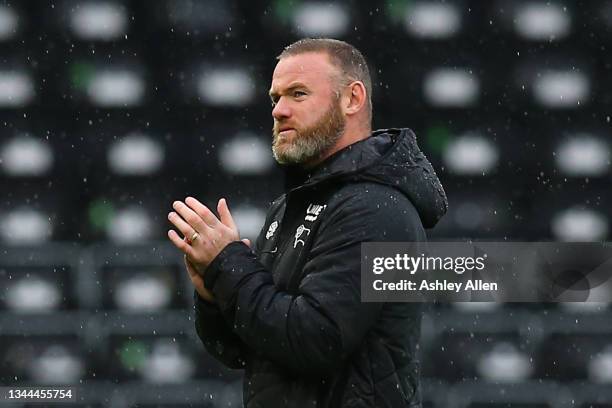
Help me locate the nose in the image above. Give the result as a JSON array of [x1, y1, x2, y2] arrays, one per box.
[[272, 97, 291, 121]]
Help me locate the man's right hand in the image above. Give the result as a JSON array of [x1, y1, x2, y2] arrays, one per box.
[[184, 254, 216, 303]]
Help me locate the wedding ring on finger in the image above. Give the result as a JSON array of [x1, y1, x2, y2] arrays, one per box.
[[189, 231, 200, 244]]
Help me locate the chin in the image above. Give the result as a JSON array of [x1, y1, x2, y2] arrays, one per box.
[[274, 148, 303, 165]]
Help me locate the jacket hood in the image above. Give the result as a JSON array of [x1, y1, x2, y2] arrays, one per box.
[[284, 128, 448, 228]]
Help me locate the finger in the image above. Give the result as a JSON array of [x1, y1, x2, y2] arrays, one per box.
[[167, 229, 196, 258], [168, 211, 198, 240], [172, 200, 210, 233], [217, 198, 238, 231], [184, 197, 221, 228], [241, 238, 251, 247]]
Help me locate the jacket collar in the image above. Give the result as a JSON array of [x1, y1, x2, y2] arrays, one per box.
[[282, 129, 401, 192]]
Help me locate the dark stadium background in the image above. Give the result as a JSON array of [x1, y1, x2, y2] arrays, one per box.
[[1, 0, 611, 407]]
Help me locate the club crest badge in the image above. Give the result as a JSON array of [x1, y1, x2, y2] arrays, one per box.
[[293, 224, 311, 248], [266, 221, 279, 240]]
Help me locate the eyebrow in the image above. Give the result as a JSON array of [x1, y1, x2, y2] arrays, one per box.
[[269, 82, 309, 99]]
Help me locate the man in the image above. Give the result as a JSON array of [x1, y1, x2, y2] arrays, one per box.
[[167, 38, 447, 407]]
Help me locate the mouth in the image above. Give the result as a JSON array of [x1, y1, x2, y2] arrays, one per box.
[[276, 127, 295, 140]]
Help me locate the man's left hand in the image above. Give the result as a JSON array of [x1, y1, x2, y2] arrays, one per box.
[[167, 197, 240, 275]]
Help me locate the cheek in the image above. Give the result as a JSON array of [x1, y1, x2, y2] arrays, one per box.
[[295, 102, 323, 124]]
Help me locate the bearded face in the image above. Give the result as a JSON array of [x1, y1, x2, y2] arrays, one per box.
[[272, 94, 346, 166]]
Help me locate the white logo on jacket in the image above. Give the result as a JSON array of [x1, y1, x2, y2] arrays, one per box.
[[293, 224, 311, 248], [305, 204, 327, 222], [266, 221, 279, 240]]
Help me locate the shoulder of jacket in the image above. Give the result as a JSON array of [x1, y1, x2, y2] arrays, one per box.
[[316, 181, 425, 240], [320, 181, 417, 221], [327, 181, 407, 205]]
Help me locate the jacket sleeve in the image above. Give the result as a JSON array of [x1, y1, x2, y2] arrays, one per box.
[[193, 290, 248, 369], [193, 196, 286, 368], [203, 187, 426, 374]]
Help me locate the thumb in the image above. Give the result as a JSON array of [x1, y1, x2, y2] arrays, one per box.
[[241, 238, 251, 247]]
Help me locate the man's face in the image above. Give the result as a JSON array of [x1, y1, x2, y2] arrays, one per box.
[[269, 52, 346, 165]]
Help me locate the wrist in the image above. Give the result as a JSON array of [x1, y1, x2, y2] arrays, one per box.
[[196, 287, 215, 304]]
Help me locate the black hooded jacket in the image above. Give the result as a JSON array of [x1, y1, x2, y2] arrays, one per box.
[[194, 128, 448, 407]]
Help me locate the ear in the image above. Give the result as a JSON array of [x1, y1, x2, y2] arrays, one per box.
[[341, 81, 367, 117]]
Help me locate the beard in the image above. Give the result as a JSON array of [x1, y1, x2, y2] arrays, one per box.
[[272, 97, 346, 166]]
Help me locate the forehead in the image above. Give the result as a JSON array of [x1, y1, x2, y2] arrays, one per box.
[[270, 52, 337, 91]]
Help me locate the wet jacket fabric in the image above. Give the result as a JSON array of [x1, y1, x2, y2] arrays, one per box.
[[194, 128, 448, 407]]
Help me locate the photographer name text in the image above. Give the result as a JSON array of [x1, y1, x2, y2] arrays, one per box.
[[372, 279, 497, 292]]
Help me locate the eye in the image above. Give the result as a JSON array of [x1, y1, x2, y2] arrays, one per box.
[[293, 90, 307, 98], [270, 97, 278, 107]]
